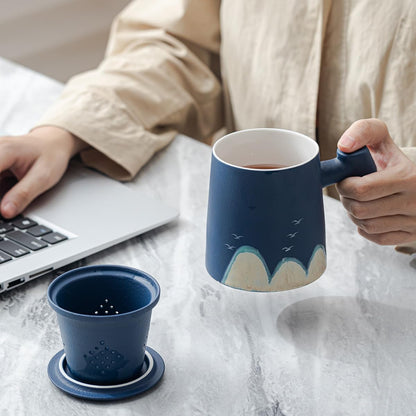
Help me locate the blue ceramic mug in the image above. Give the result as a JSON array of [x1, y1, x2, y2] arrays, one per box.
[[205, 128, 376, 292], [48, 265, 160, 385]]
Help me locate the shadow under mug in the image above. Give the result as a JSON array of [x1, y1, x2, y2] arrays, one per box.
[[48, 265, 160, 385], [205, 128, 376, 292]]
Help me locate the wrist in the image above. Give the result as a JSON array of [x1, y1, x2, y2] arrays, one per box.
[[30, 126, 89, 157]]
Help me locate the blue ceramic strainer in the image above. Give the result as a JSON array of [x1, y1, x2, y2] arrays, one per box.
[[48, 265, 160, 386]]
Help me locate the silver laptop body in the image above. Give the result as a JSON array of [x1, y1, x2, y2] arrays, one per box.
[[0, 161, 178, 292]]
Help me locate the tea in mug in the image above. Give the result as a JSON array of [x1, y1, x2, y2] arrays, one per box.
[[244, 163, 288, 169]]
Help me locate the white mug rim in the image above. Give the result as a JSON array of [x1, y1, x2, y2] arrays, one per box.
[[212, 128, 319, 171]]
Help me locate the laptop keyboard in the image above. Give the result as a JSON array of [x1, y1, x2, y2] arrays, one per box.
[[0, 216, 67, 264]]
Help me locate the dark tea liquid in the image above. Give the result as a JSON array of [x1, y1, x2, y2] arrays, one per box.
[[243, 163, 288, 169]]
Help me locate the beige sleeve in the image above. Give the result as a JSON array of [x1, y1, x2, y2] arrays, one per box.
[[402, 147, 416, 164], [35, 0, 223, 180]]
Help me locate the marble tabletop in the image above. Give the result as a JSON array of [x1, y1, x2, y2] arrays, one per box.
[[0, 57, 416, 416]]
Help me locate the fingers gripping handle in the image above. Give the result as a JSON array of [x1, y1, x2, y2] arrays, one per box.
[[320, 147, 377, 188]]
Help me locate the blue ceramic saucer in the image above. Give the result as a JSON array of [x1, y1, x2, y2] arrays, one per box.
[[47, 347, 164, 401]]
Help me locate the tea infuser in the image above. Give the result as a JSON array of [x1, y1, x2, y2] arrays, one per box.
[[47, 264, 164, 400]]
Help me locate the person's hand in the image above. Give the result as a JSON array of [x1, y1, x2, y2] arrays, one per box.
[[336, 118, 416, 245], [0, 126, 88, 218]]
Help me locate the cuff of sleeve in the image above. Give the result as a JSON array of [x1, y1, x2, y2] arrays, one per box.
[[35, 90, 176, 181]]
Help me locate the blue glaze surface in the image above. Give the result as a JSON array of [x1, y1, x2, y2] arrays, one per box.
[[48, 265, 160, 385], [206, 152, 326, 285]]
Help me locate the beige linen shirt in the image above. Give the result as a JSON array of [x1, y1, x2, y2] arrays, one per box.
[[38, 0, 416, 179]]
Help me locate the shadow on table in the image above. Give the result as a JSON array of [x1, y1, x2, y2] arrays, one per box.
[[276, 296, 416, 368]]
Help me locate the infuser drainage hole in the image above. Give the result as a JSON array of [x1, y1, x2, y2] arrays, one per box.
[[93, 298, 119, 315]]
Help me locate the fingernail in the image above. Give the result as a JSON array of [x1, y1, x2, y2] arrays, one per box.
[[2, 202, 17, 218], [340, 134, 355, 150]]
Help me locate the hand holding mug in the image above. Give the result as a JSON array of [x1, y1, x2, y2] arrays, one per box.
[[336, 119, 416, 245]]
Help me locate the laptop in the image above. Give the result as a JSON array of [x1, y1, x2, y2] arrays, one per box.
[[0, 160, 178, 292]]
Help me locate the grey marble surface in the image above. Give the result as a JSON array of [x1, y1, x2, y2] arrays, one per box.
[[0, 57, 416, 416]]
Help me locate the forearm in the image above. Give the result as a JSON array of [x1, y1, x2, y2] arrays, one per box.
[[34, 0, 223, 181]]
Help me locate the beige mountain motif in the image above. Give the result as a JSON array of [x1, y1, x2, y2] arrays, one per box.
[[223, 245, 326, 292]]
